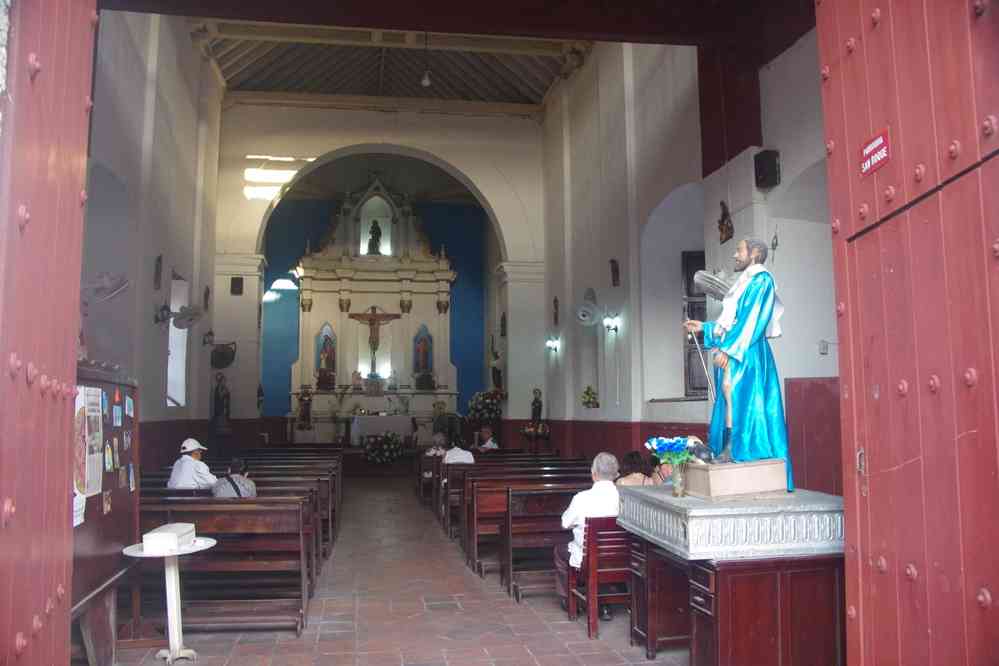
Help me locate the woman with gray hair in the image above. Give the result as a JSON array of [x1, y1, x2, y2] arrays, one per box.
[[554, 452, 620, 620]]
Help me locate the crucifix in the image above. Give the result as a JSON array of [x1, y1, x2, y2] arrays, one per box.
[[348, 306, 402, 377]]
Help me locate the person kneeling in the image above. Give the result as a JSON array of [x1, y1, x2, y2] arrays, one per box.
[[212, 458, 257, 498], [555, 452, 620, 621]]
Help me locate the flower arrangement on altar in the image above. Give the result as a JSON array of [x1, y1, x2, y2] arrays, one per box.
[[519, 422, 550, 437], [645, 435, 703, 497], [467, 390, 503, 423], [581, 385, 599, 409], [365, 431, 404, 464]]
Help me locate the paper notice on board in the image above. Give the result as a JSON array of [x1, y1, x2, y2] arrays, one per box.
[[77, 387, 103, 497], [73, 493, 86, 527]]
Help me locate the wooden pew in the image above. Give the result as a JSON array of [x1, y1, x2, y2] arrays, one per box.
[[436, 457, 568, 532], [465, 472, 591, 574], [452, 461, 588, 541], [145, 467, 338, 556], [568, 516, 632, 639], [432, 454, 562, 521], [140, 484, 323, 582], [137, 497, 310, 634], [501, 487, 581, 600]]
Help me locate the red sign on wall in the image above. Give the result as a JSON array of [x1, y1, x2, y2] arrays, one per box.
[[860, 129, 891, 177]]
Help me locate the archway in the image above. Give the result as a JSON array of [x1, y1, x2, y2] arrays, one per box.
[[253, 143, 510, 261]]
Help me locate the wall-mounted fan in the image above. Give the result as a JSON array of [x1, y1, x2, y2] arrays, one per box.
[[575, 287, 601, 327], [693, 270, 734, 301], [81, 272, 130, 314]]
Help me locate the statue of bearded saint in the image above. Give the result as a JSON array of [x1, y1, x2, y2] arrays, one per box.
[[683, 237, 793, 491]]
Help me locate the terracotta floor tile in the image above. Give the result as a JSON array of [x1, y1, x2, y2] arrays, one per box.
[[132, 478, 687, 666]]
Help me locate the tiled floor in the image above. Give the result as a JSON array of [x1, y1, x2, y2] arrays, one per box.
[[117, 477, 688, 666]]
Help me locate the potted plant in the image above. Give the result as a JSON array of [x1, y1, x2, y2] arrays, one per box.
[[645, 436, 694, 497]]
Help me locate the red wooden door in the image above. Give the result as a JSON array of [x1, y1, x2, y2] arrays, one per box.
[[818, 1, 999, 664], [0, 0, 97, 663]]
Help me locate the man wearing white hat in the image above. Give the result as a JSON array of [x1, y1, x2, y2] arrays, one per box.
[[166, 438, 218, 490]]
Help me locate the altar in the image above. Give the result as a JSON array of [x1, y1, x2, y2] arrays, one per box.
[[349, 414, 414, 447], [617, 486, 845, 664], [287, 177, 459, 442]]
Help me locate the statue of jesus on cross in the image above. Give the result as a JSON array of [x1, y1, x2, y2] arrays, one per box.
[[349, 305, 401, 377]]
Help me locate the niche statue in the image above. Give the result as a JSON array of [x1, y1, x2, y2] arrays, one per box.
[[531, 388, 543, 423], [367, 220, 382, 255], [212, 372, 232, 434]]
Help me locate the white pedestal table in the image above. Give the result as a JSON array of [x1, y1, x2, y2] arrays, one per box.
[[122, 537, 216, 663]]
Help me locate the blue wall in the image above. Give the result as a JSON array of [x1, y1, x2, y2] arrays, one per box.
[[260, 200, 487, 417], [418, 204, 486, 414], [261, 200, 336, 416]]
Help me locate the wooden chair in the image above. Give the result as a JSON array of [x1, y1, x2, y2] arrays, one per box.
[[567, 516, 632, 638]]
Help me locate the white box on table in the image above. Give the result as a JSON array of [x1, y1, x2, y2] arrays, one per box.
[[142, 523, 196, 554]]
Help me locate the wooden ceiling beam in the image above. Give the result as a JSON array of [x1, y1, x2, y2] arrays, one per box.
[[280, 46, 347, 92], [224, 91, 543, 119], [472, 53, 545, 103], [435, 51, 511, 103], [391, 51, 468, 101], [230, 42, 308, 88], [220, 41, 281, 79], [184, 19, 572, 57], [116, 0, 735, 47], [293, 45, 375, 94]]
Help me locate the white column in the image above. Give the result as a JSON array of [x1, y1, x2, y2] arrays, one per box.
[[496, 262, 546, 419], [214, 253, 266, 419]]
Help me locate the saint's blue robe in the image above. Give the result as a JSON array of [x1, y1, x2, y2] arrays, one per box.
[[702, 271, 793, 490]]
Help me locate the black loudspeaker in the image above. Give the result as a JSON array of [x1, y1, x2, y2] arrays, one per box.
[[754, 149, 781, 189]]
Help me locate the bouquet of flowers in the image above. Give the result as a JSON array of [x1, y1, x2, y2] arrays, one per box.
[[581, 385, 599, 409], [645, 436, 694, 466], [467, 390, 503, 422], [520, 422, 551, 437], [365, 431, 404, 464]]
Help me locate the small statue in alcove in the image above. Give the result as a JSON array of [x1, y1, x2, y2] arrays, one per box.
[[367, 220, 383, 255], [212, 372, 232, 434], [530, 388, 543, 423], [297, 386, 314, 430]]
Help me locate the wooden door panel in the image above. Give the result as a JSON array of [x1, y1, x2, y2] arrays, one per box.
[[860, 0, 904, 220], [890, 0, 940, 202], [876, 219, 919, 471], [970, 0, 999, 159], [905, 193, 967, 666], [926, 0, 979, 179], [835, 0, 877, 233], [0, 0, 96, 663], [940, 169, 999, 659]]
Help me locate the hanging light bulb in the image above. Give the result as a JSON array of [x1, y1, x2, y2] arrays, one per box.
[[420, 32, 433, 88]]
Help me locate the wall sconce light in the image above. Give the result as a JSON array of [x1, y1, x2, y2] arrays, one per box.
[[545, 337, 561, 353], [202, 329, 215, 346], [602, 314, 622, 332]]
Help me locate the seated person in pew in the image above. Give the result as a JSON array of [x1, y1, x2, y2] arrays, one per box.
[[443, 438, 475, 465], [167, 439, 218, 490], [555, 452, 621, 620], [476, 425, 499, 452], [212, 457, 258, 498], [425, 433, 448, 457], [616, 451, 665, 487]]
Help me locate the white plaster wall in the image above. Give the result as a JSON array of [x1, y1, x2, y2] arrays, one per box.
[[541, 43, 702, 424], [640, 183, 706, 401], [216, 106, 543, 261], [699, 28, 837, 411], [82, 12, 221, 422]]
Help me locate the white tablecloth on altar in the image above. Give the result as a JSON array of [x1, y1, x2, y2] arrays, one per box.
[[350, 415, 414, 447]]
